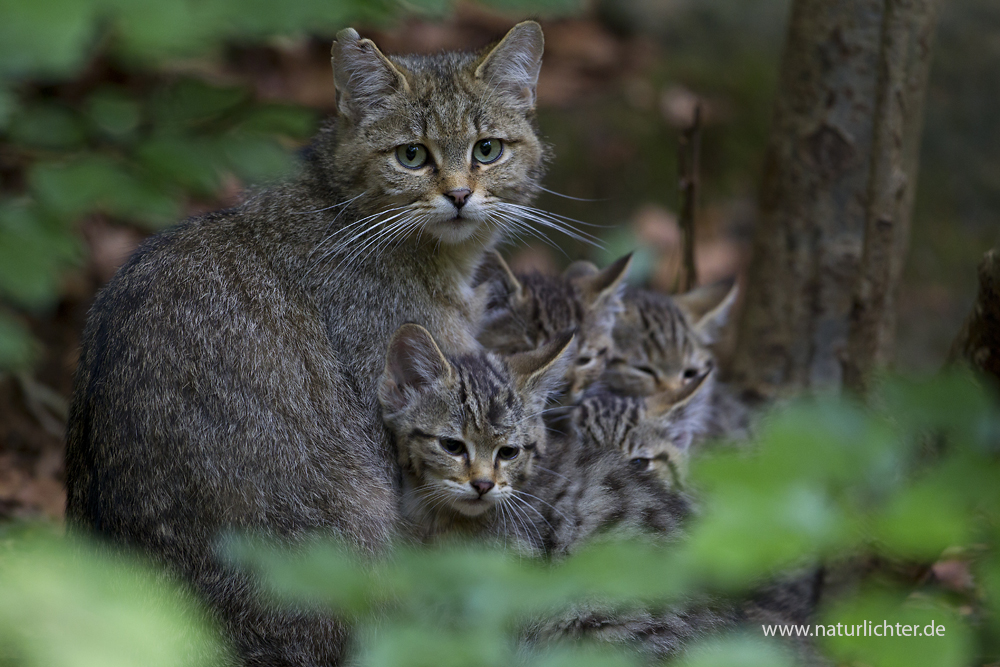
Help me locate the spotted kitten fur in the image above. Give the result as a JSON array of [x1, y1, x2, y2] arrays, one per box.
[[476, 251, 632, 401], [379, 324, 690, 556]]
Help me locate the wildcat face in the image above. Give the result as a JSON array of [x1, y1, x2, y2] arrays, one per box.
[[603, 283, 736, 398], [476, 252, 631, 401], [379, 324, 571, 524], [571, 377, 713, 489], [328, 23, 547, 247]]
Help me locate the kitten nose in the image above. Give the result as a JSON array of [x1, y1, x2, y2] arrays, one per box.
[[470, 479, 494, 496], [444, 188, 472, 208]]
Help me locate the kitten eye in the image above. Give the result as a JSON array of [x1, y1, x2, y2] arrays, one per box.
[[576, 356, 592, 366], [682, 368, 700, 380], [439, 438, 466, 456], [472, 138, 503, 164], [629, 457, 652, 471], [396, 144, 429, 169], [496, 446, 520, 460], [636, 366, 657, 378]]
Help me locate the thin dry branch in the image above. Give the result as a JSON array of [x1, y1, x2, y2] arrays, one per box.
[[677, 103, 701, 292], [843, 0, 940, 394]]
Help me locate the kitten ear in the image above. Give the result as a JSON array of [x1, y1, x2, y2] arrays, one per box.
[[645, 367, 713, 418], [478, 251, 524, 302], [572, 253, 633, 308], [562, 260, 599, 281], [674, 280, 738, 344], [474, 21, 544, 109], [508, 331, 575, 400], [331, 28, 411, 122], [380, 324, 453, 414]]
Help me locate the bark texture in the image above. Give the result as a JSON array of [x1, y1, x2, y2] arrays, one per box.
[[732, 0, 886, 397], [948, 249, 1000, 384], [844, 0, 940, 393]]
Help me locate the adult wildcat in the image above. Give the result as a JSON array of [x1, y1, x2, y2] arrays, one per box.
[[66, 23, 549, 666]]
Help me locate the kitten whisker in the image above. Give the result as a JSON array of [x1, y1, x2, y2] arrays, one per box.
[[510, 488, 570, 524], [508, 493, 553, 532]]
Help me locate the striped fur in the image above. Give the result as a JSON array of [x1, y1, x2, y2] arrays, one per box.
[[477, 252, 631, 401], [569, 386, 714, 489]]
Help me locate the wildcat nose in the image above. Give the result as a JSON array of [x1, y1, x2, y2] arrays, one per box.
[[470, 479, 494, 496], [444, 188, 471, 208]]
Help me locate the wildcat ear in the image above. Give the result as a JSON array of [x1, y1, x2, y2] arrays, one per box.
[[474, 21, 544, 110], [673, 280, 738, 344], [645, 366, 713, 419], [477, 251, 524, 302], [380, 324, 453, 414], [572, 253, 633, 307], [331, 28, 411, 122], [508, 331, 575, 400]]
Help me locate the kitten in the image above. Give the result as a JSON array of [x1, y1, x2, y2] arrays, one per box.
[[378, 324, 691, 557], [66, 23, 553, 665], [476, 251, 632, 401], [569, 377, 713, 490], [603, 282, 753, 445], [378, 323, 572, 544]]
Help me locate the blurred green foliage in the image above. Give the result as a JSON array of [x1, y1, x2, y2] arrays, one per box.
[[3, 372, 995, 665]]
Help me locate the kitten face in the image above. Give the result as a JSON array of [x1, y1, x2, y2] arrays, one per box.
[[571, 382, 713, 489], [476, 252, 631, 401], [380, 324, 571, 523], [330, 23, 547, 247], [603, 283, 736, 398]]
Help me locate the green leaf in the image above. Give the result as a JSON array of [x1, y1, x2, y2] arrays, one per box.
[[148, 78, 247, 129], [872, 477, 970, 560], [30, 155, 181, 229], [8, 103, 87, 150], [220, 133, 295, 184], [0, 0, 97, 78], [0, 201, 80, 308], [674, 635, 796, 667], [820, 591, 971, 667], [0, 311, 36, 371], [86, 88, 142, 140], [0, 534, 227, 667], [135, 136, 222, 196], [0, 84, 16, 129], [236, 104, 318, 139]]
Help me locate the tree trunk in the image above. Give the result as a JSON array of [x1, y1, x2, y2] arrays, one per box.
[[731, 0, 885, 398], [843, 0, 940, 393], [731, 0, 939, 398]]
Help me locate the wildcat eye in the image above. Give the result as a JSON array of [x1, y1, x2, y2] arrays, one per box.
[[496, 446, 520, 460], [629, 457, 652, 471], [396, 144, 429, 169], [439, 438, 466, 456], [472, 138, 503, 164]]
